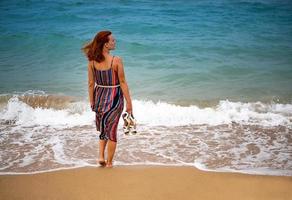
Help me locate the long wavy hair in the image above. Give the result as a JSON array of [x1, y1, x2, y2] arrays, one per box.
[[81, 30, 112, 62]]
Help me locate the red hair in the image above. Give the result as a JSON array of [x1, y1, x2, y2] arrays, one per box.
[[81, 30, 112, 62]]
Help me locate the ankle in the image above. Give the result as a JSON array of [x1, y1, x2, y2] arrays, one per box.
[[106, 162, 113, 168], [107, 160, 112, 164]]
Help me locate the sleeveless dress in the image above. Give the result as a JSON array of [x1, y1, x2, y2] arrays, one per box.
[[92, 56, 124, 142]]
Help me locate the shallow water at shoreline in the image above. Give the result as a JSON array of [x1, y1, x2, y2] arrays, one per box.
[[0, 93, 291, 176]]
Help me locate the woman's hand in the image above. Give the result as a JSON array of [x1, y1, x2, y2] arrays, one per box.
[[90, 102, 95, 111], [126, 102, 133, 114]]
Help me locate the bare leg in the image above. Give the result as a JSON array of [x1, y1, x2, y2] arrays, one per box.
[[106, 140, 117, 168], [98, 139, 107, 165]]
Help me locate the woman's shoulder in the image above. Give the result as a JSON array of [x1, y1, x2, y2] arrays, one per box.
[[113, 55, 122, 62], [113, 55, 124, 68]]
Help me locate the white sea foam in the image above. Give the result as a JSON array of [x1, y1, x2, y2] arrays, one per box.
[[0, 95, 291, 176], [0, 96, 291, 128], [0, 95, 93, 128]]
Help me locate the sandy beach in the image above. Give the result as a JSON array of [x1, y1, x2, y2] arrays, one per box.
[[0, 166, 291, 200]]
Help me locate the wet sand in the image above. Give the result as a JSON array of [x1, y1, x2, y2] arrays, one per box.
[[0, 166, 291, 200]]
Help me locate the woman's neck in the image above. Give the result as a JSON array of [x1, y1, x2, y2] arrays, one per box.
[[102, 48, 110, 57]]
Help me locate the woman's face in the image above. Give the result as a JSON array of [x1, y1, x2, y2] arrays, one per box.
[[105, 34, 116, 50]]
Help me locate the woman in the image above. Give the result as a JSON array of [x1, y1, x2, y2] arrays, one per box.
[[81, 30, 133, 168]]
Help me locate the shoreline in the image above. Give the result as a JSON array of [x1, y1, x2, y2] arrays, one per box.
[[1, 165, 291, 200], [0, 164, 291, 177]]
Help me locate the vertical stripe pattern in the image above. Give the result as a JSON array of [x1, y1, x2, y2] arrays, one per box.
[[92, 56, 124, 142]]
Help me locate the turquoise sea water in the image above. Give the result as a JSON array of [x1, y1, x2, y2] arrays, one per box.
[[0, 0, 291, 176], [1, 0, 291, 104]]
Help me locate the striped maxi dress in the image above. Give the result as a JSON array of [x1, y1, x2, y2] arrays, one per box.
[[92, 56, 124, 142]]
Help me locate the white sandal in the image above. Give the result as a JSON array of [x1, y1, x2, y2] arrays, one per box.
[[122, 112, 131, 135], [122, 112, 137, 135], [128, 114, 137, 135]]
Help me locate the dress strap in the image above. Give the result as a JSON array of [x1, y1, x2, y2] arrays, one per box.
[[110, 56, 115, 69]]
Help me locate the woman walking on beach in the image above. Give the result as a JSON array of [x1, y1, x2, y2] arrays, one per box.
[[82, 30, 133, 168]]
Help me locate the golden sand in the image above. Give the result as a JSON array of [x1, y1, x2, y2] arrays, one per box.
[[1, 166, 291, 200]]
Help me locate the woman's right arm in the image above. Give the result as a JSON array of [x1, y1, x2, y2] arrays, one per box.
[[116, 56, 133, 114], [87, 61, 95, 110]]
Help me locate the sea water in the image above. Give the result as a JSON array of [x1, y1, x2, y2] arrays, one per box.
[[0, 0, 291, 176]]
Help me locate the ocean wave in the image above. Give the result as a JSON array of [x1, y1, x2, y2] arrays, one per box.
[[0, 92, 291, 176], [0, 93, 291, 128]]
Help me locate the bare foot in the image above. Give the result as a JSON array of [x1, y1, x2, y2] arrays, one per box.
[[106, 162, 113, 168], [97, 159, 106, 167]]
